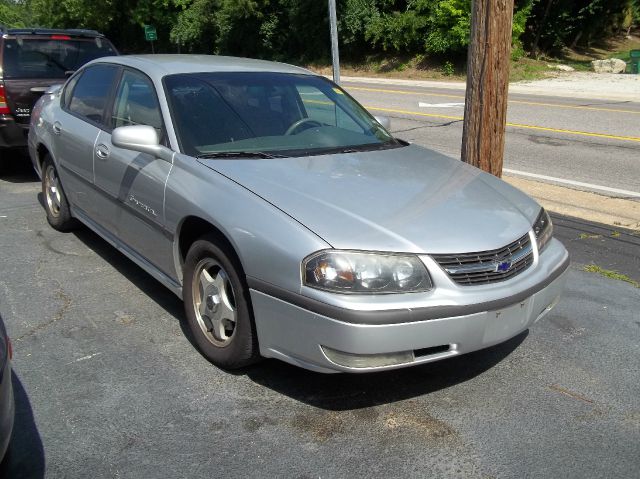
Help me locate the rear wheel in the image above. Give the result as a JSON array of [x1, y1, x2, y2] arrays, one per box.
[[42, 155, 76, 231], [183, 235, 260, 369]]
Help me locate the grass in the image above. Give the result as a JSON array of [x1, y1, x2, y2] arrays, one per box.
[[578, 233, 602, 240], [509, 57, 555, 82], [306, 53, 468, 82], [583, 264, 640, 288], [308, 54, 551, 82], [559, 33, 640, 72]]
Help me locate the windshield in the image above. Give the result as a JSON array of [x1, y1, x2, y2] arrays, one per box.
[[2, 37, 117, 79], [164, 72, 401, 157]]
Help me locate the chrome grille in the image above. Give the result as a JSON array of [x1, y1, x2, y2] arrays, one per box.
[[432, 233, 533, 286]]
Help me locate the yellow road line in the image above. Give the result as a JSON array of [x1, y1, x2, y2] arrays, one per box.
[[505, 122, 640, 142], [364, 105, 640, 143], [303, 99, 333, 105], [349, 86, 640, 115], [366, 105, 464, 121], [509, 99, 640, 114], [351, 86, 464, 100]]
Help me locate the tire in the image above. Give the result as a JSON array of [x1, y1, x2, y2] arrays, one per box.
[[42, 155, 76, 232], [183, 235, 260, 369]]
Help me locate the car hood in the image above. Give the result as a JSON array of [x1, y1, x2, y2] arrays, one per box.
[[200, 144, 540, 254]]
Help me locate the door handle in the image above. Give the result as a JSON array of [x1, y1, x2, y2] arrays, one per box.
[[52, 121, 62, 135], [95, 144, 110, 159]]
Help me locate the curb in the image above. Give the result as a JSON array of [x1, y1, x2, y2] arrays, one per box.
[[503, 175, 640, 230]]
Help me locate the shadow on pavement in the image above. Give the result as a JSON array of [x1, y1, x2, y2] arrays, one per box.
[[72, 227, 185, 321], [0, 153, 38, 184], [244, 332, 527, 411], [0, 372, 45, 478]]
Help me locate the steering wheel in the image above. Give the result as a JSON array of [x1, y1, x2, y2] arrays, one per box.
[[285, 118, 322, 135]]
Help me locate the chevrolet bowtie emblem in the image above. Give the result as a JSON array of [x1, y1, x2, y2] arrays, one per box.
[[495, 260, 512, 272]]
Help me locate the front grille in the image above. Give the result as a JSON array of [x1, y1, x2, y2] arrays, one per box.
[[432, 233, 533, 286]]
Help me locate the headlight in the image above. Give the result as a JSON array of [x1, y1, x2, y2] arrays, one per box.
[[303, 250, 432, 294], [533, 208, 553, 252]]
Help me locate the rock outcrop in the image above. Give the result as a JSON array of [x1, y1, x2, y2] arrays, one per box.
[[591, 58, 627, 74]]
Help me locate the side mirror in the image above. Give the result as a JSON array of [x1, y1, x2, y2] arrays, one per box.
[[374, 115, 391, 130], [112, 125, 173, 162]]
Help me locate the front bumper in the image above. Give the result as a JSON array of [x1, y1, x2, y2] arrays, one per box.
[[251, 239, 570, 373]]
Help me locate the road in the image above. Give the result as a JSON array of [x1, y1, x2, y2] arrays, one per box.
[[1, 162, 639, 478], [343, 80, 640, 198]]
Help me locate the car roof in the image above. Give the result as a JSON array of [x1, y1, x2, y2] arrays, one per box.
[[2, 28, 106, 38], [87, 54, 314, 79]]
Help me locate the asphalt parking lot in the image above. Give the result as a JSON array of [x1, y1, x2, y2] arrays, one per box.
[[1, 158, 639, 478]]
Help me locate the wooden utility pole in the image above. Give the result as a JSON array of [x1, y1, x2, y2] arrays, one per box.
[[461, 0, 514, 177], [328, 0, 341, 84]]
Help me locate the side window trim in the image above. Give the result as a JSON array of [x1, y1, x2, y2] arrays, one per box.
[[61, 71, 82, 109], [102, 66, 124, 133], [61, 63, 121, 132]]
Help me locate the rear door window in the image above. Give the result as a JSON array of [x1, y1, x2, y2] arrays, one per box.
[[67, 64, 119, 126], [2, 38, 117, 79]]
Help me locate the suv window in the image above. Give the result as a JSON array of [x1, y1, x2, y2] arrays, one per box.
[[111, 70, 162, 131], [2, 37, 117, 79], [67, 64, 118, 125]]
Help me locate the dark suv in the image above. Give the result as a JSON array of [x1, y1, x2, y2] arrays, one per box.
[[0, 28, 117, 160]]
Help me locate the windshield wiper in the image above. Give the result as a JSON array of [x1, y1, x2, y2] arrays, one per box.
[[329, 142, 401, 155], [196, 151, 287, 159]]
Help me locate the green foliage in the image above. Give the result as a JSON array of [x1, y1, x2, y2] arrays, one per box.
[[512, 0, 534, 60], [365, 8, 427, 52], [422, 0, 471, 54], [523, 0, 639, 55], [0, 0, 28, 27], [0, 0, 636, 62], [441, 60, 454, 75]]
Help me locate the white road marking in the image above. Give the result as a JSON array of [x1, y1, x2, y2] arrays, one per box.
[[67, 352, 102, 364], [418, 102, 465, 108], [503, 168, 640, 198]]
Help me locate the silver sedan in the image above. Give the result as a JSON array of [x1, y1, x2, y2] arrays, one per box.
[[28, 55, 569, 373]]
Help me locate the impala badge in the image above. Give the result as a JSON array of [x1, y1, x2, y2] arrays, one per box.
[[128, 195, 157, 217]]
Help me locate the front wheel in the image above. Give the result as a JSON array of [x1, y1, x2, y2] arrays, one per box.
[[183, 236, 260, 369]]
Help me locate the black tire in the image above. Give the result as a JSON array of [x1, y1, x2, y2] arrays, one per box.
[[183, 235, 260, 369], [41, 155, 76, 232]]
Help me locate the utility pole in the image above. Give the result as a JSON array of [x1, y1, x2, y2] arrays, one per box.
[[328, 0, 340, 84], [461, 0, 514, 177]]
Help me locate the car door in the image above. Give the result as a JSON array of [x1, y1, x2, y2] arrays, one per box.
[[54, 64, 119, 214], [93, 68, 175, 276]]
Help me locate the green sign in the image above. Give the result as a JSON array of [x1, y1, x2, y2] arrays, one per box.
[[144, 25, 157, 42]]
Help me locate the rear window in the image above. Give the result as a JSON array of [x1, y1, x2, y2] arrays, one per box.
[[2, 37, 117, 79]]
